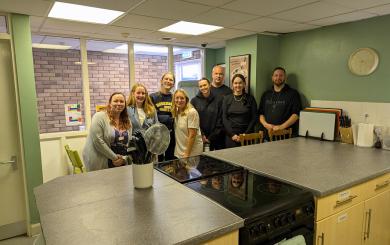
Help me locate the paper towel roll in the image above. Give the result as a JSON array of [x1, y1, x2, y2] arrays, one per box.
[[357, 123, 374, 147]]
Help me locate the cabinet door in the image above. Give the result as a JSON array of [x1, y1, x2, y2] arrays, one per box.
[[363, 190, 390, 245], [316, 202, 364, 245]]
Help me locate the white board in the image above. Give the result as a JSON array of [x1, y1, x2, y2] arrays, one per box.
[[299, 111, 336, 141]]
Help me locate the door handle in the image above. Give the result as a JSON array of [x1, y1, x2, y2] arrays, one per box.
[[317, 232, 325, 245], [0, 156, 17, 169], [364, 209, 372, 240]]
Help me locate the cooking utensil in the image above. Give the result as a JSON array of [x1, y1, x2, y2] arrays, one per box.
[[143, 123, 170, 155]]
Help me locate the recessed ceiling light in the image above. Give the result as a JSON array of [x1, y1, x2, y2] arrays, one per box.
[[159, 21, 223, 35], [48, 1, 125, 24], [32, 43, 72, 50]]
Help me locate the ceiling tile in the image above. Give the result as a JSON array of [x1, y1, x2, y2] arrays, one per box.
[[323, 0, 390, 10], [364, 3, 390, 15], [30, 16, 46, 32], [205, 28, 255, 39], [176, 35, 224, 46], [272, 1, 355, 22], [309, 11, 377, 26], [98, 25, 153, 39], [131, 0, 212, 20], [113, 14, 176, 31], [270, 23, 320, 33], [144, 31, 191, 41], [0, 0, 53, 16], [222, 0, 318, 16], [189, 8, 259, 27], [179, 0, 236, 7], [232, 17, 298, 33], [42, 18, 105, 34], [59, 0, 144, 11]]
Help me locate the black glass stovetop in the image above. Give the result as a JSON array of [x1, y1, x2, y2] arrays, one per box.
[[154, 155, 242, 183], [184, 169, 312, 220]]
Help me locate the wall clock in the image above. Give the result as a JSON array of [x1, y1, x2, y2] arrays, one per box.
[[348, 48, 379, 76]]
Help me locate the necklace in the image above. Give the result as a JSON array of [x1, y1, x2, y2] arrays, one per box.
[[233, 94, 243, 102]]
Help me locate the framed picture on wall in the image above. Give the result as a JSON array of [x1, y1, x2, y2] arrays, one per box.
[[229, 54, 250, 93]]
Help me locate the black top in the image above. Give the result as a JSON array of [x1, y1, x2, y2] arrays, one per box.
[[211, 84, 232, 98], [258, 84, 301, 134], [222, 93, 257, 137], [190, 91, 223, 143], [150, 91, 173, 130]]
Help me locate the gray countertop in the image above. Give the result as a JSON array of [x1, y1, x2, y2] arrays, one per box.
[[204, 137, 390, 197], [34, 166, 243, 245]]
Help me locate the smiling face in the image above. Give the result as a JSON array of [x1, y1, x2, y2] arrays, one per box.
[[160, 73, 175, 93], [174, 91, 187, 111], [232, 76, 245, 95], [198, 79, 211, 97], [110, 93, 126, 114], [133, 86, 146, 107], [212, 66, 225, 87], [272, 69, 286, 88]]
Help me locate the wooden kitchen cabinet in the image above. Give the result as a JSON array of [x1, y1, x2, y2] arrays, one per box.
[[362, 190, 390, 245], [315, 202, 364, 245], [315, 173, 390, 245]]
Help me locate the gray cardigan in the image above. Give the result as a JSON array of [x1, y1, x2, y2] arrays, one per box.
[[127, 106, 158, 134], [82, 111, 132, 171]]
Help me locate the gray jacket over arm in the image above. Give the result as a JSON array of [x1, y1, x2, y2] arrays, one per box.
[[82, 111, 132, 171]]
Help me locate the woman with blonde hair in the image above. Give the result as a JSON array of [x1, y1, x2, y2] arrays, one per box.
[[83, 92, 132, 171], [127, 83, 158, 134], [172, 89, 203, 158]]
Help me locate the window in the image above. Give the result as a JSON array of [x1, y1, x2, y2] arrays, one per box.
[[32, 35, 84, 133], [86, 40, 130, 116], [134, 43, 168, 93], [0, 16, 7, 33], [174, 47, 203, 84]]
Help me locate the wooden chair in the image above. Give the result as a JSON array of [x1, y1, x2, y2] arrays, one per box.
[[239, 131, 264, 146], [64, 145, 85, 174], [268, 128, 292, 142]]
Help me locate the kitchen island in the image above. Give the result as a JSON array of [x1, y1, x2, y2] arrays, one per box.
[[34, 167, 244, 245], [205, 137, 390, 245]]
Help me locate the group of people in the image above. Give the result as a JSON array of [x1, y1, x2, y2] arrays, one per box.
[[82, 65, 302, 172]]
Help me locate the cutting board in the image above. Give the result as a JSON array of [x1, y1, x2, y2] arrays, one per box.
[[299, 111, 336, 141]]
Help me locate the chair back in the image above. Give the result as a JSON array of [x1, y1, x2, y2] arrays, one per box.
[[240, 131, 264, 146], [65, 144, 84, 174], [268, 128, 292, 142]]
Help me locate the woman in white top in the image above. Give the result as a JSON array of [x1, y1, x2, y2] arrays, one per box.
[[83, 92, 132, 171], [127, 83, 158, 135], [171, 89, 203, 158]]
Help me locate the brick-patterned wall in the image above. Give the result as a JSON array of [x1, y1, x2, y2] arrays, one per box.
[[87, 51, 130, 116], [134, 54, 168, 93], [33, 49, 168, 134], [33, 48, 84, 133]]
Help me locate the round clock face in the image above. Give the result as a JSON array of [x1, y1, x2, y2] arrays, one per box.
[[348, 48, 379, 76]]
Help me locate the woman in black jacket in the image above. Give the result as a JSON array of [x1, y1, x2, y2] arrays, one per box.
[[191, 78, 225, 150], [222, 74, 257, 148]]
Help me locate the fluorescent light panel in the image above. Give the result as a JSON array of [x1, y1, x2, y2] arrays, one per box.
[[159, 21, 223, 35], [48, 2, 124, 24], [32, 43, 71, 50]]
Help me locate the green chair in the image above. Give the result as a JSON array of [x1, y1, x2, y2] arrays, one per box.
[[64, 145, 85, 174]]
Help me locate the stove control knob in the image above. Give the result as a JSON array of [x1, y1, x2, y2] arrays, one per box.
[[258, 223, 267, 233], [287, 213, 295, 223], [280, 215, 287, 226], [305, 205, 314, 215], [274, 217, 281, 227]]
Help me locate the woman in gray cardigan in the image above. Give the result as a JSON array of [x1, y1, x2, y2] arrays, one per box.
[[127, 83, 158, 135], [83, 92, 132, 171]]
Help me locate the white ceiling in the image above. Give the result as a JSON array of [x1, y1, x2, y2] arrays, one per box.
[[1, 0, 390, 48]]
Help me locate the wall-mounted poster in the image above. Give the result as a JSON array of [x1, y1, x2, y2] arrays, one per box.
[[229, 54, 251, 93], [65, 104, 82, 126]]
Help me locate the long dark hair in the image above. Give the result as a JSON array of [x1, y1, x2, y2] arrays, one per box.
[[106, 92, 131, 130], [231, 73, 249, 105]]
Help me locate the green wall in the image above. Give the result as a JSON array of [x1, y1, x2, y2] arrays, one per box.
[[11, 14, 43, 224], [215, 48, 225, 65], [280, 14, 390, 103], [225, 35, 258, 98], [205, 48, 216, 81]]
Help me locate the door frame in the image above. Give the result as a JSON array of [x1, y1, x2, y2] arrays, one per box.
[[0, 12, 31, 237]]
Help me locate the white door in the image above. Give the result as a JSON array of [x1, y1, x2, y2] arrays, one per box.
[[0, 39, 27, 239]]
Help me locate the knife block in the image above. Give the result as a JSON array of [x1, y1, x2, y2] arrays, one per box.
[[339, 127, 354, 144]]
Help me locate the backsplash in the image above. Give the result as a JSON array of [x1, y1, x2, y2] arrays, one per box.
[[311, 100, 390, 127]]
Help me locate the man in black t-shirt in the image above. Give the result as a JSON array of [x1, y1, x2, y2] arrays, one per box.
[[258, 67, 301, 138]]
